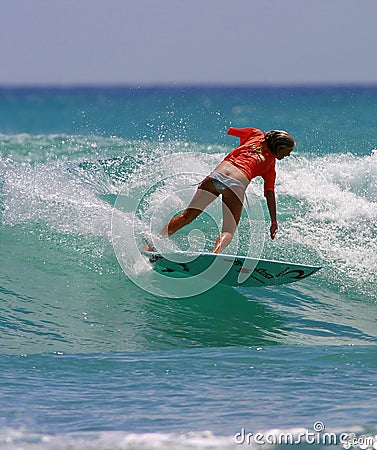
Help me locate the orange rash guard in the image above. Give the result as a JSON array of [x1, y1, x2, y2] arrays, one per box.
[[224, 127, 276, 196]]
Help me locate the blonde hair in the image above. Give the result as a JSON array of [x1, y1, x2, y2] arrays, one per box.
[[264, 130, 295, 156]]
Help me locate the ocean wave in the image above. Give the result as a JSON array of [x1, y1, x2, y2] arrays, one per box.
[[1, 426, 376, 450], [275, 151, 376, 298], [1, 137, 376, 353], [1, 139, 376, 296]]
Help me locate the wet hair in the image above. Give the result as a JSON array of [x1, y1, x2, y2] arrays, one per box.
[[264, 130, 295, 156]]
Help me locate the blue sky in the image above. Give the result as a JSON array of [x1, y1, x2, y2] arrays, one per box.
[[1, 0, 377, 85]]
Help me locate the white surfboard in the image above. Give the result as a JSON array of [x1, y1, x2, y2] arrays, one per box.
[[144, 251, 322, 288]]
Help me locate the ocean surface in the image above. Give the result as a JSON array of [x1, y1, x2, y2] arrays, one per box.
[[0, 86, 376, 449]]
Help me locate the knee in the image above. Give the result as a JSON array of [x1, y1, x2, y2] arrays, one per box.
[[180, 208, 200, 224], [221, 224, 237, 236], [221, 230, 234, 241]]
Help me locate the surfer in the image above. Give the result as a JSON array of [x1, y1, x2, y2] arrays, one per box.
[[149, 127, 295, 254]]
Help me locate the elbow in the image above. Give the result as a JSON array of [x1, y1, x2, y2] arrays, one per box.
[[264, 189, 275, 198]]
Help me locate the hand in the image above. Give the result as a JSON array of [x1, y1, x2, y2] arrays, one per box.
[[270, 222, 278, 240]]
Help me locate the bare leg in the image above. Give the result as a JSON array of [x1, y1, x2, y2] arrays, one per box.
[[212, 186, 244, 254], [160, 177, 219, 237]]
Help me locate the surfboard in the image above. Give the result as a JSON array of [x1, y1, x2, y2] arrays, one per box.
[[144, 251, 322, 288]]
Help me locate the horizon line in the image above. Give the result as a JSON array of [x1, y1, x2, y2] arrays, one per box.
[[1, 81, 377, 90]]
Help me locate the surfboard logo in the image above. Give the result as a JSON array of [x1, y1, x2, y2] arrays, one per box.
[[283, 268, 319, 280]]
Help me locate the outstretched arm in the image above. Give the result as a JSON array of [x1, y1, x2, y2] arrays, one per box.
[[265, 190, 278, 239]]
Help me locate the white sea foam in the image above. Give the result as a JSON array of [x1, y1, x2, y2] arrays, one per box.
[[1, 426, 376, 450], [1, 159, 114, 237], [277, 152, 377, 295]]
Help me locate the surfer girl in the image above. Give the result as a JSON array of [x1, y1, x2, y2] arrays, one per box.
[[149, 127, 295, 254]]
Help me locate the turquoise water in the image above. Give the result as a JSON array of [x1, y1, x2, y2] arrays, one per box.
[[0, 86, 376, 449]]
